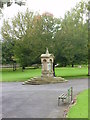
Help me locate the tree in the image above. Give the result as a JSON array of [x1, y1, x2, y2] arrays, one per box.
[[14, 12, 58, 69], [54, 1, 88, 67], [1, 9, 37, 70], [1, 10, 58, 69], [1, 20, 15, 70], [88, 1, 90, 75]]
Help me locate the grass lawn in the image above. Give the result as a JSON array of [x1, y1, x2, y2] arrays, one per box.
[[67, 89, 89, 118], [1, 66, 88, 82], [55, 67, 88, 79], [1, 68, 41, 82]]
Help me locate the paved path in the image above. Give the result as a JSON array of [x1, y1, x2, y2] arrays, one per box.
[[0, 79, 88, 118]]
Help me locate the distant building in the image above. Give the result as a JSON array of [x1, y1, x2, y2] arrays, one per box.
[[0, 0, 26, 8]]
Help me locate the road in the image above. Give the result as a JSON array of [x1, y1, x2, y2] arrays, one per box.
[[0, 78, 88, 118]]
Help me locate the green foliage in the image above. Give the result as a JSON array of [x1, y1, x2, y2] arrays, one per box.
[[88, 1, 90, 76], [2, 41, 14, 64], [54, 1, 88, 66]]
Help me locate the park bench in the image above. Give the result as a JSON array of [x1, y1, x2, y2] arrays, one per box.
[[58, 87, 73, 106]]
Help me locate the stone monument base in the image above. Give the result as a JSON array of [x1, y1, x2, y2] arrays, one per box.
[[22, 76, 68, 85]]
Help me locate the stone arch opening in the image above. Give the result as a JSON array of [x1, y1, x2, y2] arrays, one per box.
[[49, 59, 52, 71], [43, 59, 47, 62], [43, 59, 47, 71]]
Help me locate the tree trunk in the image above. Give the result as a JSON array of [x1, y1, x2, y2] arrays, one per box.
[[22, 66, 25, 72], [72, 63, 74, 67], [13, 63, 14, 71], [14, 62, 16, 71], [88, 64, 90, 76], [13, 62, 16, 71]]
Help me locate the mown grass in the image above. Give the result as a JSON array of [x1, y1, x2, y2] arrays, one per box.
[[55, 67, 88, 79], [1, 66, 88, 82], [1, 68, 41, 82], [67, 89, 89, 118]]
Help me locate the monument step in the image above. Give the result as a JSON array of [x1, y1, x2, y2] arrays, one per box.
[[27, 79, 31, 82]]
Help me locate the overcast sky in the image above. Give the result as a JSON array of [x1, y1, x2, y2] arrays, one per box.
[[26, 0, 82, 18], [0, 0, 85, 39], [1, 0, 83, 19]]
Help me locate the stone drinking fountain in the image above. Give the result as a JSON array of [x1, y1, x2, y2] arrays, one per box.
[[23, 48, 67, 85]]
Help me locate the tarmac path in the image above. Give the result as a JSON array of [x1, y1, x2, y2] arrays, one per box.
[[0, 78, 88, 118]]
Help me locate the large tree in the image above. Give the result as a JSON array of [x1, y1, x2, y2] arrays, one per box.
[[1, 10, 58, 69], [54, 1, 88, 66]]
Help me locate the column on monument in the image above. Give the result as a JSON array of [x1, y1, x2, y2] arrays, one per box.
[[43, 59, 47, 71]]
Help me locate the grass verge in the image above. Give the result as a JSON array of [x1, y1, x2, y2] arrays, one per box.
[[67, 89, 89, 118]]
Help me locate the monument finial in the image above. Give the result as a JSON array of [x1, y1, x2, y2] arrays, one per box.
[[46, 47, 49, 54]]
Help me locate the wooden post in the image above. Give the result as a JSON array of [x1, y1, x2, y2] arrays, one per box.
[[71, 87, 73, 102], [68, 89, 70, 103]]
